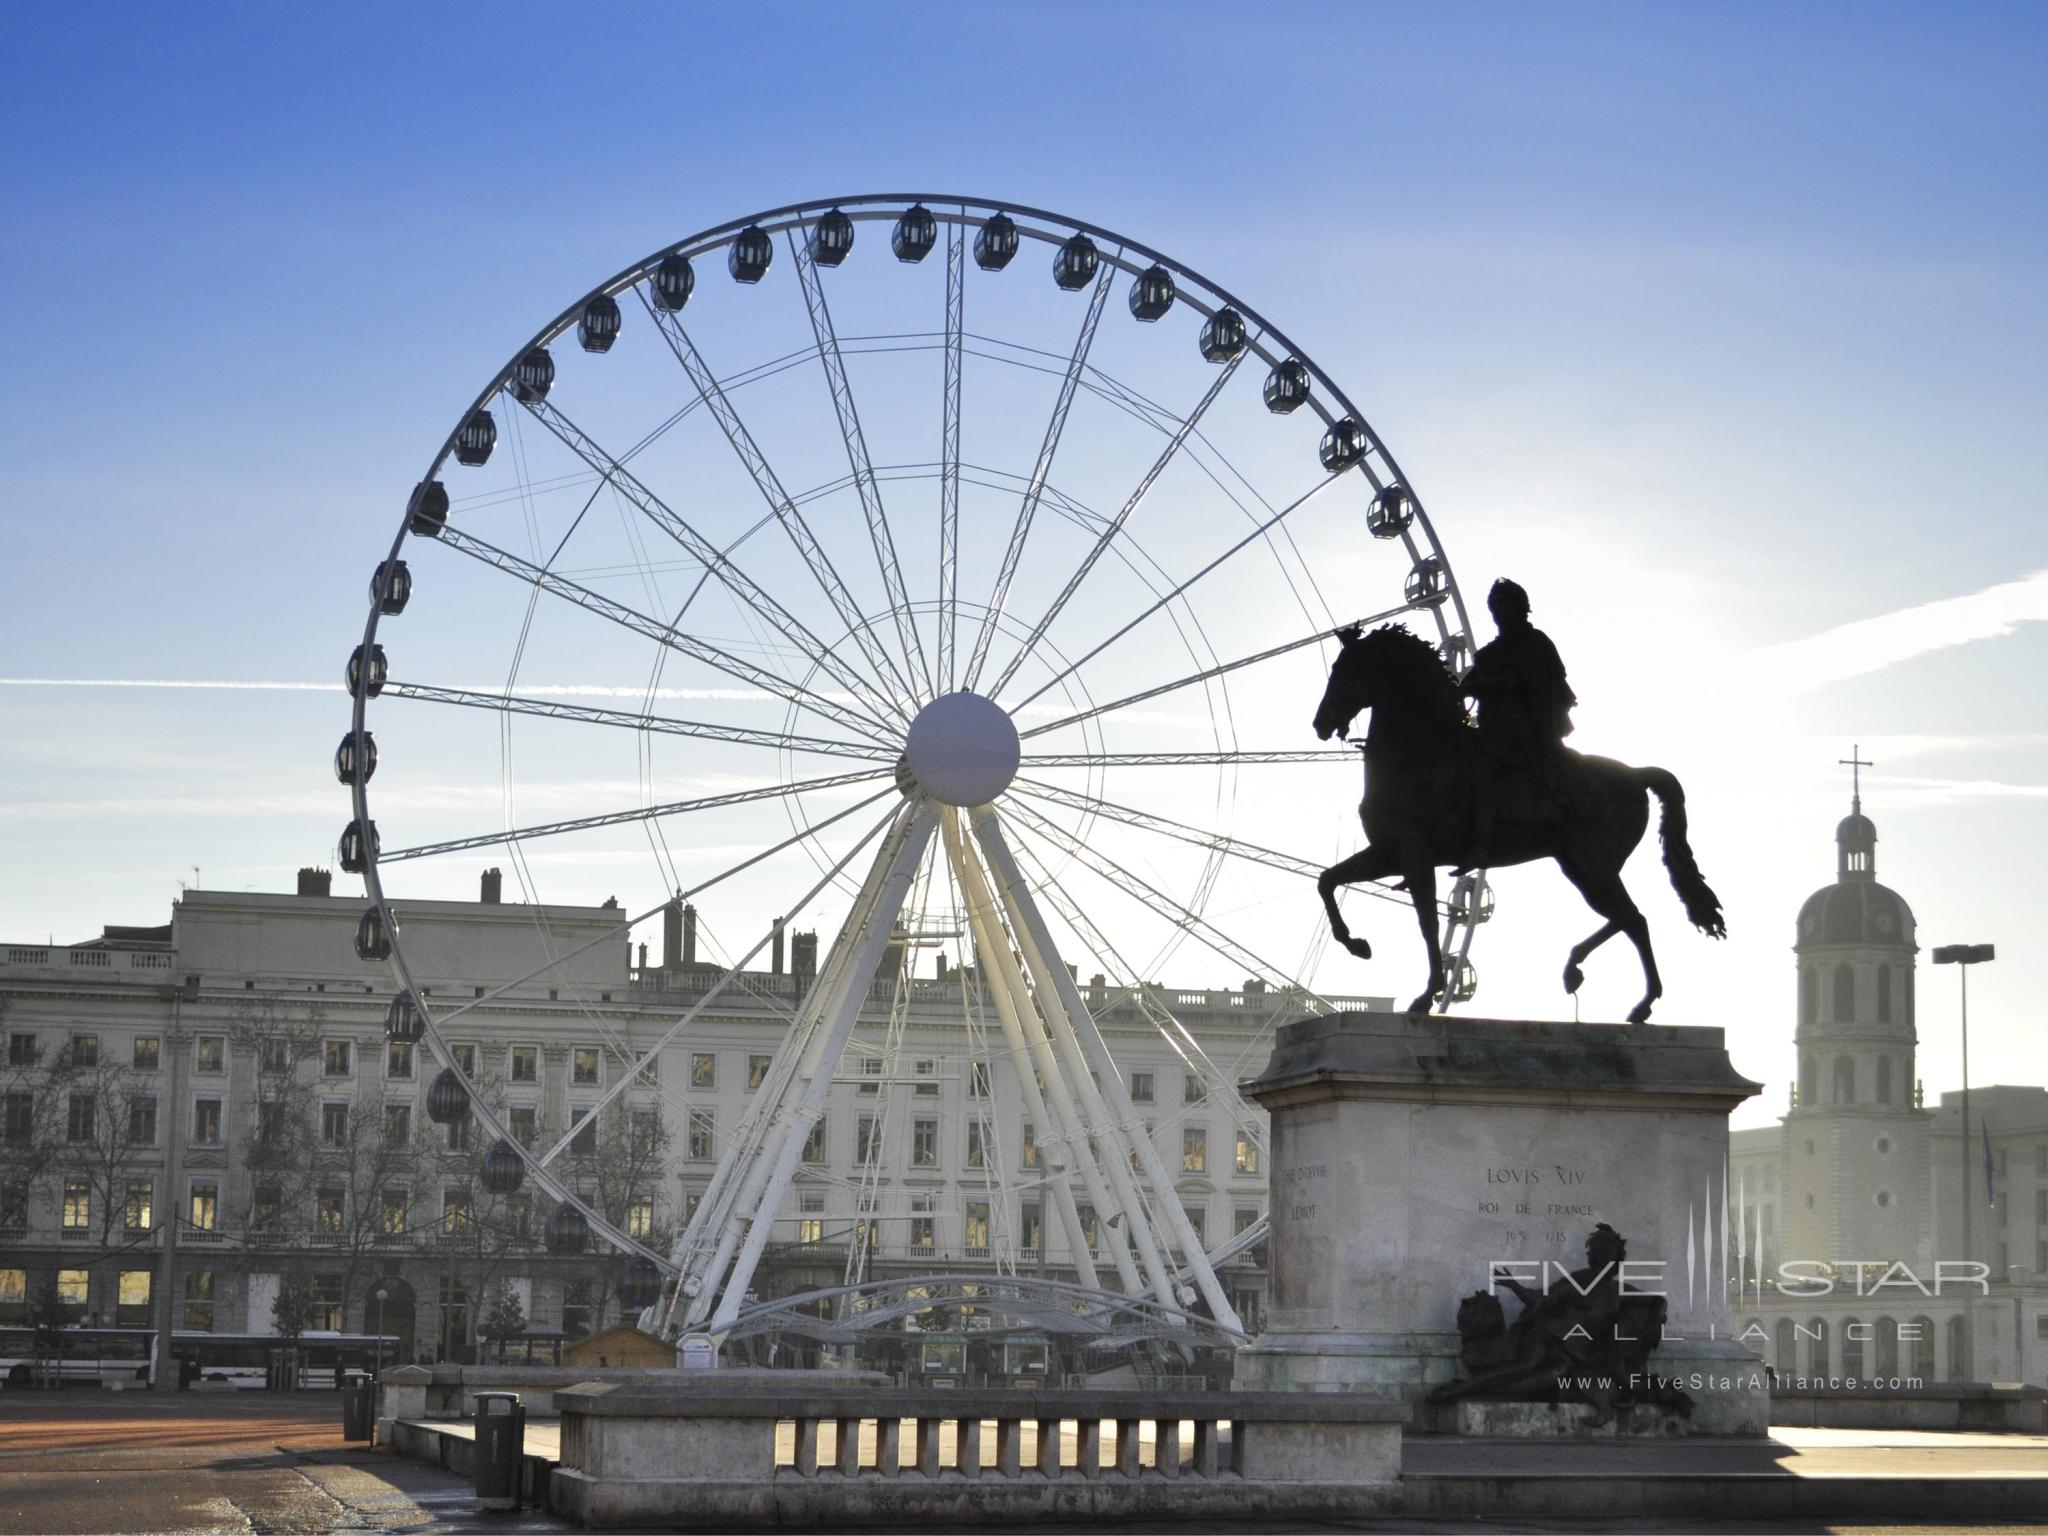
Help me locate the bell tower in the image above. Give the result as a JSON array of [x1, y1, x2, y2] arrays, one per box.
[[1782, 748, 1930, 1269]]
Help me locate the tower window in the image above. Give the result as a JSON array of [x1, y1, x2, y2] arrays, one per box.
[[1832, 1054, 1855, 1104], [1800, 967, 1818, 1025], [1876, 1054, 1893, 1105], [1832, 964, 1855, 1022], [1799, 1057, 1817, 1108], [1877, 964, 1892, 1024]]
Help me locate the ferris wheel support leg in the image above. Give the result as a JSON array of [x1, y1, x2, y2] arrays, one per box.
[[948, 810, 1145, 1298], [702, 801, 941, 1336], [969, 808, 1186, 1314], [942, 809, 1104, 1295], [674, 801, 930, 1331], [972, 806, 1245, 1334]]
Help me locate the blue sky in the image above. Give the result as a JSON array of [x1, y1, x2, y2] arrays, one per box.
[[3, 1, 2045, 1126]]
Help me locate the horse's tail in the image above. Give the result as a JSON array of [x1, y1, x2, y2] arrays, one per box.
[[1638, 767, 1727, 939]]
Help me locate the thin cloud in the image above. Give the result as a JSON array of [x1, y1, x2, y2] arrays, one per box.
[[1751, 569, 2048, 691]]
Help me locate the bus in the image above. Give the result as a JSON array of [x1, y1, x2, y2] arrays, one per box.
[[0, 1328, 398, 1389]]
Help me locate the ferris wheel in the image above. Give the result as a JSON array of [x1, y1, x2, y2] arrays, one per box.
[[341, 195, 1481, 1335]]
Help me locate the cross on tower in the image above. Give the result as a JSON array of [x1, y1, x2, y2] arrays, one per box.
[[1839, 745, 1873, 813]]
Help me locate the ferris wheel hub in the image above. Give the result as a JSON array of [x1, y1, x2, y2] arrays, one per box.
[[903, 691, 1020, 807]]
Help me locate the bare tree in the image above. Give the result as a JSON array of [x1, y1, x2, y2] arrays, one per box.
[[230, 994, 328, 1236], [563, 1100, 673, 1334]]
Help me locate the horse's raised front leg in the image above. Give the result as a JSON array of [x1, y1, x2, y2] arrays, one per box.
[[1564, 920, 1622, 996], [1404, 862, 1443, 1016], [1318, 845, 1400, 961], [1557, 857, 1661, 1023]]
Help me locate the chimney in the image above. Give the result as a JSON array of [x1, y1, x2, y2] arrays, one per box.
[[1089, 973, 1107, 1007], [296, 867, 332, 898], [771, 918, 786, 975], [936, 953, 950, 981], [683, 903, 698, 966], [791, 930, 818, 987], [662, 896, 683, 969], [637, 941, 648, 972], [480, 868, 502, 904]]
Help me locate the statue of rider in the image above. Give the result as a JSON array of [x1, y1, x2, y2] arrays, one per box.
[[1458, 578, 1577, 872]]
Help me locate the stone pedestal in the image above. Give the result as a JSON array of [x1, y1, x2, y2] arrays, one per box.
[[1232, 1012, 1769, 1435]]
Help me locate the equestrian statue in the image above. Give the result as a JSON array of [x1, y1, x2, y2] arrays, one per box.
[[1312, 578, 1724, 1023]]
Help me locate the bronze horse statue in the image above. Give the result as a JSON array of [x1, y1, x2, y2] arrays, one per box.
[[1312, 624, 1724, 1022]]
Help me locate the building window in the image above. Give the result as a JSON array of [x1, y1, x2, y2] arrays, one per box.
[[1021, 1122, 1039, 1169], [132, 1036, 160, 1072], [1019, 1201, 1043, 1252], [1182, 1202, 1207, 1245], [117, 1269, 151, 1314], [628, 1197, 655, 1239], [1183, 1075, 1208, 1106], [631, 1107, 661, 1156], [1877, 964, 1893, 1023], [1832, 1055, 1855, 1105], [310, 1274, 344, 1332], [914, 1060, 937, 1096], [798, 1190, 825, 1245], [1182, 1126, 1208, 1173], [2, 1093, 30, 1145], [384, 1102, 411, 1147], [1129, 1071, 1154, 1104], [509, 1105, 537, 1147], [443, 1188, 471, 1235], [381, 1186, 409, 1236], [450, 1043, 476, 1076], [748, 1054, 772, 1090], [509, 1045, 537, 1084], [67, 1093, 96, 1142], [966, 1122, 988, 1169], [386, 1040, 414, 1079], [854, 1114, 883, 1166], [687, 1110, 714, 1160], [572, 1047, 600, 1085], [321, 1102, 350, 1148], [323, 1040, 352, 1076], [965, 1200, 991, 1254], [1832, 964, 1855, 1023], [70, 1033, 100, 1068], [1235, 1133, 1260, 1175], [1076, 1202, 1099, 1251], [690, 1053, 716, 1089], [858, 1056, 880, 1094], [184, 1270, 214, 1331], [317, 1188, 345, 1234], [259, 1037, 292, 1073], [57, 1269, 90, 1308], [124, 1181, 153, 1231], [6, 1033, 34, 1068], [192, 1097, 222, 1145], [909, 1193, 935, 1250], [560, 1280, 593, 1341], [252, 1184, 281, 1230], [912, 1117, 938, 1167], [194, 1036, 222, 1074], [445, 1116, 472, 1152], [189, 1181, 218, 1232], [569, 1106, 596, 1157], [1130, 1121, 1154, 1172], [256, 1099, 289, 1147], [0, 1181, 27, 1232], [802, 1117, 828, 1163], [969, 1062, 990, 1098], [63, 1180, 92, 1232]]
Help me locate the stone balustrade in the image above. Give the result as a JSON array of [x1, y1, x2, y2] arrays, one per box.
[[550, 1383, 1406, 1526]]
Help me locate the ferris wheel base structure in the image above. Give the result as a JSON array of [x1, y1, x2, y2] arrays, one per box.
[[1229, 1008, 1768, 1435]]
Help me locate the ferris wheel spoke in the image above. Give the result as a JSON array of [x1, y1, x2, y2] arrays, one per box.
[[1004, 472, 1346, 713], [987, 348, 1248, 700], [961, 259, 1116, 692], [432, 522, 899, 746], [379, 767, 895, 863], [1020, 749, 1352, 767], [788, 226, 934, 701], [938, 221, 966, 693], [512, 392, 908, 731], [379, 681, 897, 763], [1018, 599, 1426, 743], [1001, 799, 1339, 1012], [640, 295, 918, 717]]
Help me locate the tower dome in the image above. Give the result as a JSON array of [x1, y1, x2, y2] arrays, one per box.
[[1796, 750, 1914, 949]]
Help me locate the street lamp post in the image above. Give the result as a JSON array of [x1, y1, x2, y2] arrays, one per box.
[[372, 1285, 389, 1384], [1932, 941, 1995, 1376]]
